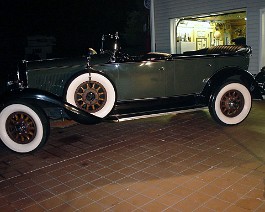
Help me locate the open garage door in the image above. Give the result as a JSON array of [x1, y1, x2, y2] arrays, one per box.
[[172, 11, 246, 54]]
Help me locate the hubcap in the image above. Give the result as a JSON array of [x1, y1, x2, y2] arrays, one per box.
[[6, 112, 37, 144], [220, 89, 244, 117], [75, 81, 107, 113]]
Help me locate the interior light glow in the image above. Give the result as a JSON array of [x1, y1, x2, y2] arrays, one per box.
[[146, 61, 152, 66], [139, 61, 152, 66]]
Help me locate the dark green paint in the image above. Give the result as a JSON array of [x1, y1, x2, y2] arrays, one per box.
[[26, 53, 250, 101]]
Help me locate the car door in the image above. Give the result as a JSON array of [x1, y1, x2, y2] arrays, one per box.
[[166, 56, 214, 96], [115, 61, 167, 100]]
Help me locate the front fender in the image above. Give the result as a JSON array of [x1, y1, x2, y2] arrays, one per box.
[[1, 88, 102, 125]]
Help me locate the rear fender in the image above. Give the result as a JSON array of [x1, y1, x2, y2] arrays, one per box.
[[202, 67, 263, 101], [255, 67, 265, 95]]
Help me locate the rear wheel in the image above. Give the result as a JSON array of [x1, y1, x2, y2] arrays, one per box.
[[0, 102, 49, 153], [209, 82, 252, 125]]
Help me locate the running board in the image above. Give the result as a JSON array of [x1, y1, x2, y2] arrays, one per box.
[[108, 107, 207, 123]]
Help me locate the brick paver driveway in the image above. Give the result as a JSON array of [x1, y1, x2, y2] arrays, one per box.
[[0, 101, 264, 211]]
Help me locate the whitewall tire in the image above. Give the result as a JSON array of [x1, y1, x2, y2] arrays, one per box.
[[209, 82, 252, 125], [0, 103, 49, 153], [65, 72, 116, 118]]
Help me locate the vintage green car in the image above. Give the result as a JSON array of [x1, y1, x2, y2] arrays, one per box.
[[0, 33, 263, 153], [26, 39, 262, 124]]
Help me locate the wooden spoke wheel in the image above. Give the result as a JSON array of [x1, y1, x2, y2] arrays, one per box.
[[220, 89, 244, 117], [6, 111, 37, 144], [0, 103, 49, 153], [65, 72, 116, 118], [75, 81, 107, 113], [209, 82, 251, 125]]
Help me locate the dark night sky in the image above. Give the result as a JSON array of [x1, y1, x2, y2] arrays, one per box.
[[0, 0, 145, 59]]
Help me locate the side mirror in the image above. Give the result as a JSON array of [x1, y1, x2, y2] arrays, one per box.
[[88, 48, 97, 56], [86, 48, 97, 67]]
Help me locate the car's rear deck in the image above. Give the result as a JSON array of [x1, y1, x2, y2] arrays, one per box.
[[0, 100, 264, 211]]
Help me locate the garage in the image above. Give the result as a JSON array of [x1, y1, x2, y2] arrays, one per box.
[[150, 0, 265, 74]]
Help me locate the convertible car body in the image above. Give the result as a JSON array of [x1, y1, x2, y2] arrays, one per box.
[[25, 43, 262, 121], [0, 33, 264, 153]]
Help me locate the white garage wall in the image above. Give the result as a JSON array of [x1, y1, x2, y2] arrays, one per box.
[[152, 0, 265, 74], [260, 8, 265, 70]]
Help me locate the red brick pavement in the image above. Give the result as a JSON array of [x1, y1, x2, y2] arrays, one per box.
[[0, 101, 264, 211]]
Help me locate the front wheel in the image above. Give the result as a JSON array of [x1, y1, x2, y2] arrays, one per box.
[[0, 103, 50, 153], [209, 82, 252, 125]]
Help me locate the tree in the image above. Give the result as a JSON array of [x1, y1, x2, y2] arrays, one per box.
[[123, 1, 150, 54]]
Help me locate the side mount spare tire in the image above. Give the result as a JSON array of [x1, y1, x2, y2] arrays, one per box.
[[0, 102, 50, 153], [65, 72, 116, 118], [209, 82, 252, 125]]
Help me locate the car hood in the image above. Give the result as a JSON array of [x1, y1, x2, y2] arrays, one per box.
[[26, 57, 88, 70]]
